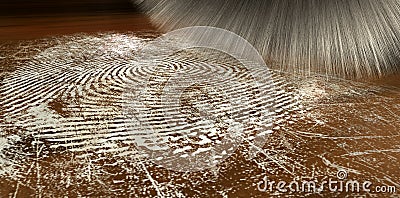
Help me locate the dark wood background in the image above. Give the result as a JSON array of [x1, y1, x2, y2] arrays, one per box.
[[0, 0, 156, 41]]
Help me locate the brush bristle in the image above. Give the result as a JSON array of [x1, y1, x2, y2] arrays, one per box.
[[134, 0, 400, 79]]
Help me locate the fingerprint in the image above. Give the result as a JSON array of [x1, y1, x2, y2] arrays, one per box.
[[0, 31, 304, 195], [0, 31, 298, 165]]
